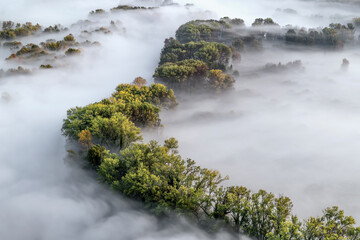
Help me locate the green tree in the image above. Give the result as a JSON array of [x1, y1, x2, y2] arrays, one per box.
[[302, 206, 357, 240], [227, 186, 252, 233], [266, 216, 303, 240], [87, 144, 108, 167], [90, 112, 142, 150]]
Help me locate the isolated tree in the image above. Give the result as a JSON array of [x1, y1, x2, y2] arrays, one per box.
[[64, 34, 75, 42]]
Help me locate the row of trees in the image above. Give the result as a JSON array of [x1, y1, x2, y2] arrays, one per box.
[[0, 66, 30, 78], [0, 21, 69, 40], [0, 21, 41, 40], [174, 17, 360, 51], [63, 81, 360, 239], [284, 23, 355, 48], [4, 34, 90, 62]]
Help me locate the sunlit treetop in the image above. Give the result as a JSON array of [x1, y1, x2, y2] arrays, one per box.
[[62, 82, 177, 148], [112, 82, 178, 109]]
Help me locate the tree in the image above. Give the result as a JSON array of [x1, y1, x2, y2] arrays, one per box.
[[207, 69, 235, 93], [64, 34, 75, 42], [112, 83, 177, 109], [2, 21, 14, 29], [158, 39, 232, 70], [302, 206, 357, 240], [266, 216, 303, 240], [90, 112, 142, 150], [164, 137, 179, 154], [248, 190, 276, 239], [87, 144, 108, 167], [227, 186, 251, 233], [132, 77, 147, 87], [232, 38, 244, 52], [175, 23, 201, 43], [78, 129, 93, 149]]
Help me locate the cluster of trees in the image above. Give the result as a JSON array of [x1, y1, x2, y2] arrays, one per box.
[[89, 9, 106, 15], [252, 18, 279, 26], [0, 66, 31, 78], [158, 38, 232, 69], [6, 43, 49, 60], [1, 41, 22, 49], [43, 24, 66, 33], [65, 48, 81, 56], [174, 18, 265, 53], [62, 82, 177, 150], [263, 60, 304, 73], [4, 34, 88, 61], [175, 17, 360, 51], [42, 41, 63, 51], [154, 37, 235, 93], [175, 18, 245, 44], [63, 81, 360, 239], [0, 21, 41, 40], [284, 23, 355, 48], [154, 60, 234, 93], [112, 80, 177, 109], [40, 64, 53, 69], [87, 5, 156, 17], [110, 5, 155, 11], [157, 17, 307, 92]]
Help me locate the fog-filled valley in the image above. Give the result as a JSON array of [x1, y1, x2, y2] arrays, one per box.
[[1, 0, 360, 239]]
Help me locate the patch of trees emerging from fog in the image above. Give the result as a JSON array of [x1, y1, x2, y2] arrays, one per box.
[[62, 16, 360, 239], [0, 19, 114, 78], [173, 17, 360, 49], [2, 4, 360, 78]]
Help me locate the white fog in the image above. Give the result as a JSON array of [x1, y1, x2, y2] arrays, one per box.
[[1, 0, 360, 239]]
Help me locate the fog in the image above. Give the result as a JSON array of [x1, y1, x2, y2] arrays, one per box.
[[1, 0, 360, 239], [156, 47, 360, 221]]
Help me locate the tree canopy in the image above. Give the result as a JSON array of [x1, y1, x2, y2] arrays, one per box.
[[62, 83, 177, 150]]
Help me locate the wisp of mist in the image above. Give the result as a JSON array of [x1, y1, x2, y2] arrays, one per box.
[[1, 0, 360, 239]]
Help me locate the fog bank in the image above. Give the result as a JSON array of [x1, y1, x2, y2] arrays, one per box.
[[1, 0, 360, 239]]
